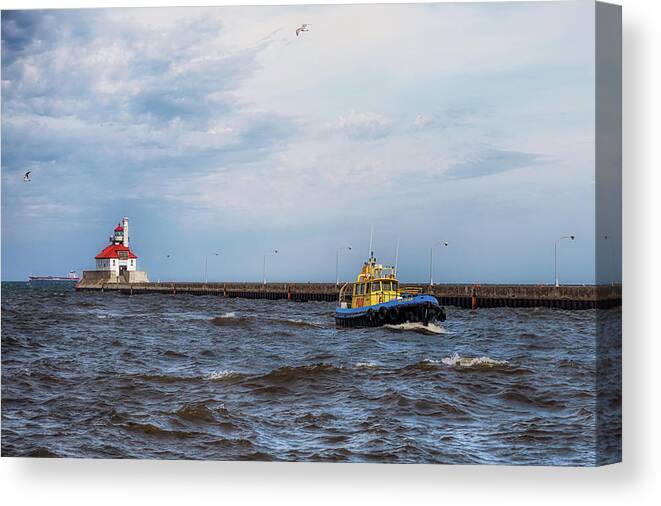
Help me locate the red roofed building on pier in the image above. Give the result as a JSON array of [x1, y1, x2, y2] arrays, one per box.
[[83, 217, 149, 284]]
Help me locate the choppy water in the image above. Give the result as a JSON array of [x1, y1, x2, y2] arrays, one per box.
[[1, 282, 621, 465]]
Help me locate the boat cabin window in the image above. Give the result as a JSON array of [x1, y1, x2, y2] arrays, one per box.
[[355, 283, 365, 295], [371, 281, 381, 292], [382, 281, 391, 291]]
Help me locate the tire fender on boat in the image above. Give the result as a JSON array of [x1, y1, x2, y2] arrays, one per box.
[[377, 307, 388, 322], [389, 306, 401, 323], [366, 309, 375, 326]]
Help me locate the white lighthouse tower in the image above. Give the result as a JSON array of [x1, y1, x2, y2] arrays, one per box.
[[81, 217, 149, 284]]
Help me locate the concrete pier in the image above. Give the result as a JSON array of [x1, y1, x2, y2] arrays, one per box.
[[75, 277, 621, 310]]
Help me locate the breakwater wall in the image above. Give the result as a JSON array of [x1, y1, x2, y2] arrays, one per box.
[[75, 277, 621, 310]]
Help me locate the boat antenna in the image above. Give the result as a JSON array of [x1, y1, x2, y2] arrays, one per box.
[[368, 224, 373, 259], [394, 236, 400, 275]]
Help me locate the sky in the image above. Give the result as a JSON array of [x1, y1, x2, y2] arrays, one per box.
[[1, 1, 613, 284]]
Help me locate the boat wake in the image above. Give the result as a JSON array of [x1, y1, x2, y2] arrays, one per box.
[[384, 322, 447, 335]]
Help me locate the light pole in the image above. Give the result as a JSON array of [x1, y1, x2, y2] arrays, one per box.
[[429, 241, 449, 286], [263, 249, 278, 285], [554, 235, 575, 287], [204, 251, 220, 284], [336, 246, 352, 286]]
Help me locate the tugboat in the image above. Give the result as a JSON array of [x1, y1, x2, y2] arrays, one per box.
[[335, 252, 446, 328]]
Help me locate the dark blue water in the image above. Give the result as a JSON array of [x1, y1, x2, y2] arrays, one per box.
[[1, 282, 621, 464]]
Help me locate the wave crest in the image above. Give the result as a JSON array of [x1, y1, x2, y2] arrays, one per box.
[[257, 363, 342, 383], [210, 313, 250, 327], [205, 370, 243, 381], [268, 318, 324, 329], [175, 401, 217, 422], [441, 352, 509, 369]]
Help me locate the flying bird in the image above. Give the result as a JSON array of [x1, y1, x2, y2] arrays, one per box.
[[23, 171, 31, 182], [296, 24, 310, 36]]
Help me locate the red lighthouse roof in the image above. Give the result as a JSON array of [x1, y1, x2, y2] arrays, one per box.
[[114, 225, 124, 232], [95, 244, 137, 260]]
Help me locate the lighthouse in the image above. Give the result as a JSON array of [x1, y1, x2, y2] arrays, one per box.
[[81, 217, 149, 284]]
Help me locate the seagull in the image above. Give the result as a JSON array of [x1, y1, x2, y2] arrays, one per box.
[[23, 171, 31, 182], [296, 24, 310, 36]]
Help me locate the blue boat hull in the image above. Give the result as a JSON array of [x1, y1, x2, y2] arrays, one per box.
[[334, 295, 446, 328]]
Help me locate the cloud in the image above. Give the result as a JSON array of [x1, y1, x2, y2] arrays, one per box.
[[335, 112, 391, 140], [413, 114, 433, 128], [444, 148, 540, 179], [1, 9, 299, 184], [410, 108, 490, 133]]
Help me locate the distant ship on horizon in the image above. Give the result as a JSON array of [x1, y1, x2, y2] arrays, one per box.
[[28, 271, 80, 282]]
